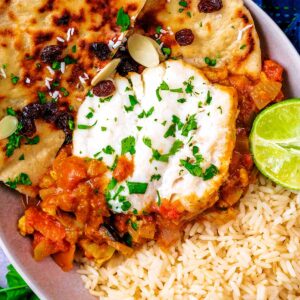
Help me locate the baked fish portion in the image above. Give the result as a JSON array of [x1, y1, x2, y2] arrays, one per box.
[[73, 60, 238, 214]]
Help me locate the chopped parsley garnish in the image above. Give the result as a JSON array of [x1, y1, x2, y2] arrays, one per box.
[[38, 91, 47, 104], [156, 25, 162, 34], [177, 98, 186, 103], [179, 0, 188, 7], [68, 120, 75, 130], [183, 76, 194, 95], [99, 96, 113, 103], [133, 209, 138, 215], [150, 174, 161, 182], [64, 55, 77, 65], [206, 91, 212, 105], [157, 190, 161, 206], [152, 140, 183, 162], [123, 233, 132, 246], [181, 114, 197, 137], [10, 74, 19, 85], [126, 181, 148, 194], [203, 164, 219, 180], [204, 57, 217, 67], [156, 81, 169, 101], [102, 145, 115, 154], [85, 112, 94, 119], [124, 95, 139, 112], [60, 87, 69, 97], [71, 45, 77, 53], [162, 47, 171, 56], [101, 126, 107, 131], [172, 115, 184, 129], [25, 135, 40, 145], [130, 221, 138, 231], [116, 7, 130, 32], [6, 173, 32, 189], [164, 124, 176, 138], [18, 154, 25, 161], [187, 11, 192, 18], [180, 158, 203, 177], [6, 107, 16, 116], [52, 61, 61, 70], [77, 120, 97, 129], [121, 136, 136, 155], [6, 123, 22, 157], [121, 201, 131, 211], [142, 137, 152, 148], [110, 155, 119, 171], [137, 126, 142, 131], [107, 178, 117, 191], [87, 90, 93, 97], [240, 44, 246, 50], [138, 106, 154, 118]]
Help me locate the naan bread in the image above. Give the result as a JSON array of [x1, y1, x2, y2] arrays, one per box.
[[138, 0, 262, 79], [0, 120, 65, 196]]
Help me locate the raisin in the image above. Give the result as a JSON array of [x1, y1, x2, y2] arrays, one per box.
[[40, 45, 63, 63], [175, 29, 194, 46], [56, 13, 71, 26], [41, 102, 59, 123], [19, 117, 36, 137], [117, 56, 139, 76], [90, 42, 111, 61], [198, 0, 223, 13], [93, 80, 116, 97], [22, 103, 43, 119]]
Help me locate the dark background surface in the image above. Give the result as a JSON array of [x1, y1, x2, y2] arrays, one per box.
[[0, 0, 299, 290]]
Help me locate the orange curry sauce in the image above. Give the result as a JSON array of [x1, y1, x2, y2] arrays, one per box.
[[18, 60, 284, 271]]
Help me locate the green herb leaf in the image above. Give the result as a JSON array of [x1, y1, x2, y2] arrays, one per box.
[[121, 201, 131, 211], [68, 120, 75, 131], [127, 181, 148, 194], [130, 221, 138, 231], [18, 154, 25, 161], [71, 45, 77, 53], [60, 87, 69, 97], [142, 137, 152, 148], [52, 61, 61, 70], [164, 124, 176, 138], [203, 164, 218, 181], [162, 47, 171, 56], [138, 107, 154, 118], [180, 159, 203, 177], [157, 190, 161, 206], [102, 145, 115, 154], [10, 74, 19, 85], [124, 95, 139, 112], [6, 107, 16, 116], [150, 174, 161, 182], [25, 135, 40, 145], [5, 123, 22, 157], [78, 120, 97, 129], [181, 114, 197, 137], [204, 57, 217, 67], [6, 173, 32, 189], [64, 55, 77, 65], [37, 91, 47, 104], [183, 76, 194, 95], [107, 178, 117, 191], [206, 91, 212, 105], [121, 136, 136, 155], [177, 98, 186, 103], [179, 0, 188, 7], [0, 265, 39, 300], [116, 7, 130, 32]]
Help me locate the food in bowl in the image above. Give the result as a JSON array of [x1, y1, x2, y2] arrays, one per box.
[[0, 0, 299, 298]]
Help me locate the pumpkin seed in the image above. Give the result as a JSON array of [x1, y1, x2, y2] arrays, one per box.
[[91, 58, 121, 87], [0, 115, 19, 140], [128, 34, 160, 68]]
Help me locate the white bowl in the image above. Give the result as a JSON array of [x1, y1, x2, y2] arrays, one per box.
[[0, 1, 299, 299]]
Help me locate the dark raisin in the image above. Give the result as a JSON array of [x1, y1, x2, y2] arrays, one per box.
[[22, 103, 43, 119], [117, 56, 139, 76], [175, 29, 194, 46], [41, 102, 59, 122], [19, 117, 36, 137], [90, 42, 111, 60], [198, 0, 223, 13], [56, 13, 71, 26], [40, 45, 63, 63], [93, 80, 116, 97], [54, 111, 73, 144]]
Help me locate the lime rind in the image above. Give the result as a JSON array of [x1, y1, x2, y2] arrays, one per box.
[[250, 99, 300, 191]]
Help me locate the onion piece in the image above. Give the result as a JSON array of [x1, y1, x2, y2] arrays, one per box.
[[128, 33, 160, 67], [0, 115, 18, 140]]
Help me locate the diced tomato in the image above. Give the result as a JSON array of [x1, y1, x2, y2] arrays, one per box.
[[156, 201, 182, 220], [263, 60, 284, 82], [114, 214, 130, 233], [25, 207, 66, 242], [55, 156, 87, 190], [113, 155, 134, 182]]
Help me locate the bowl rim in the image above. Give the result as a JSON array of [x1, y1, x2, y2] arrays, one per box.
[[0, 1, 299, 299]]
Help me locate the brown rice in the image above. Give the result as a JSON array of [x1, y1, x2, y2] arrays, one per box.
[[78, 175, 300, 299]]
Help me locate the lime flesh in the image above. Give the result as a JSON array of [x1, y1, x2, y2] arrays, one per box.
[[250, 99, 300, 191]]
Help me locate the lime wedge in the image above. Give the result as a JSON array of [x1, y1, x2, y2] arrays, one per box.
[[250, 99, 300, 191]]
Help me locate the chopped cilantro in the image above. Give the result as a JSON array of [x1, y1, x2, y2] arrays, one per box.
[[164, 124, 176, 138], [156, 81, 169, 101], [138, 106, 154, 118], [152, 140, 183, 162], [127, 181, 148, 194], [107, 177, 117, 191], [110, 155, 119, 171], [77, 120, 97, 129], [172, 115, 184, 129], [203, 164, 219, 180], [170, 88, 183, 93], [123, 233, 132, 246], [68, 120, 75, 131], [206, 91, 212, 105], [180, 159, 203, 177], [99, 96, 113, 103], [130, 221, 138, 231], [85, 112, 94, 119], [183, 76, 194, 95], [204, 57, 217, 67], [156, 25, 162, 34], [6, 173, 32, 189], [124, 95, 139, 112], [18, 154, 25, 161], [10, 74, 19, 85], [71, 45, 77, 53], [177, 98, 186, 103], [150, 174, 161, 182], [136, 126, 142, 131], [187, 11, 192, 18], [162, 47, 171, 56], [133, 209, 138, 215], [121, 136, 136, 155], [157, 190, 161, 206], [60, 87, 69, 97], [101, 126, 107, 131], [102, 145, 115, 154], [116, 7, 130, 32], [121, 201, 131, 211], [5, 123, 22, 157], [38, 91, 47, 104], [64, 55, 77, 65], [25, 135, 39, 145], [6, 108, 16, 116], [179, 0, 188, 7], [142, 137, 152, 148], [181, 114, 197, 137], [52, 61, 61, 70], [240, 44, 246, 50]]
